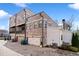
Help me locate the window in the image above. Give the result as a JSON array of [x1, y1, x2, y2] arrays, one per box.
[[38, 20, 42, 28], [29, 24, 32, 31], [30, 24, 33, 29], [34, 22, 38, 29], [45, 21, 47, 28], [22, 26, 25, 30], [61, 35, 63, 40]]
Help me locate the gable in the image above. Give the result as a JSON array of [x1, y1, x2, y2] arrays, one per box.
[[27, 11, 58, 27], [40, 12, 58, 27], [10, 9, 35, 26], [9, 16, 15, 27]]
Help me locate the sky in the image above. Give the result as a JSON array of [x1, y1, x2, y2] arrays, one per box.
[[0, 3, 79, 31]]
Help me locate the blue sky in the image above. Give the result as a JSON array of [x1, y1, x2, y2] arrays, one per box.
[[0, 3, 79, 31]]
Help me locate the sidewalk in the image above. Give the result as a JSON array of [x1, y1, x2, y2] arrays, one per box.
[[0, 40, 22, 56], [0, 40, 7, 46]]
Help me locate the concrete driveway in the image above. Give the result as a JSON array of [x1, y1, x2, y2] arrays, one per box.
[[0, 40, 22, 56]]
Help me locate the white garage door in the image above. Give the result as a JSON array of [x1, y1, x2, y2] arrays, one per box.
[[47, 27, 62, 46], [62, 31, 72, 45]]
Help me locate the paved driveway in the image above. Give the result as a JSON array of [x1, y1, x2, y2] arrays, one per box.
[[0, 40, 22, 56]]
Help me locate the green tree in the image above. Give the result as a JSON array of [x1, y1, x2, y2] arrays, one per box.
[[72, 33, 79, 48], [72, 33, 75, 46], [75, 33, 78, 47]]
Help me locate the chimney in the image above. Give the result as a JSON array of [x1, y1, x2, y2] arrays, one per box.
[[62, 19, 65, 30]]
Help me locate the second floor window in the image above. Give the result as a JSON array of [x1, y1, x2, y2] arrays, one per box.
[[38, 20, 42, 28], [45, 21, 47, 28], [34, 22, 38, 29], [22, 26, 25, 30]]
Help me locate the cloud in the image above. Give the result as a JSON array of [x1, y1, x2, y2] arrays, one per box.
[[68, 3, 79, 10], [0, 10, 8, 17], [0, 10, 11, 31], [0, 25, 5, 30], [0, 25, 9, 31], [0, 10, 11, 18], [14, 3, 27, 8]]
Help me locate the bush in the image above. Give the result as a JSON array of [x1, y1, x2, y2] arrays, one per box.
[[72, 33, 79, 48], [59, 44, 69, 50], [59, 45, 79, 52], [72, 33, 75, 46], [52, 43, 58, 48], [59, 41, 79, 52], [21, 39, 28, 45], [68, 46, 79, 52]]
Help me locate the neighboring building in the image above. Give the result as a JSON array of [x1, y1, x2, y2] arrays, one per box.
[[9, 9, 72, 47], [0, 29, 9, 40]]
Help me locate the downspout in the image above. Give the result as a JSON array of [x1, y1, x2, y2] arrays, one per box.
[[24, 9, 28, 40], [40, 13, 44, 47], [15, 14, 17, 39], [9, 18, 11, 36], [9, 18, 11, 40]]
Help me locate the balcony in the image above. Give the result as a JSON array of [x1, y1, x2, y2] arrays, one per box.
[[9, 26, 15, 33], [16, 24, 25, 34]]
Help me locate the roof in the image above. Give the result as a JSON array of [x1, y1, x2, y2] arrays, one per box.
[[10, 8, 34, 18], [27, 11, 58, 27], [9, 8, 58, 27], [0, 29, 8, 33]]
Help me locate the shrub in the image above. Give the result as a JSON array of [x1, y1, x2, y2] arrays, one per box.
[[72, 33, 79, 48], [52, 43, 58, 48], [59, 45, 79, 52], [72, 33, 75, 46], [68, 46, 79, 52], [59, 44, 69, 50], [21, 39, 28, 45]]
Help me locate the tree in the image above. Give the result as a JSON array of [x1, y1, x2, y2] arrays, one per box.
[[75, 33, 78, 47], [72, 33, 75, 46], [72, 33, 79, 48], [67, 15, 75, 30]]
